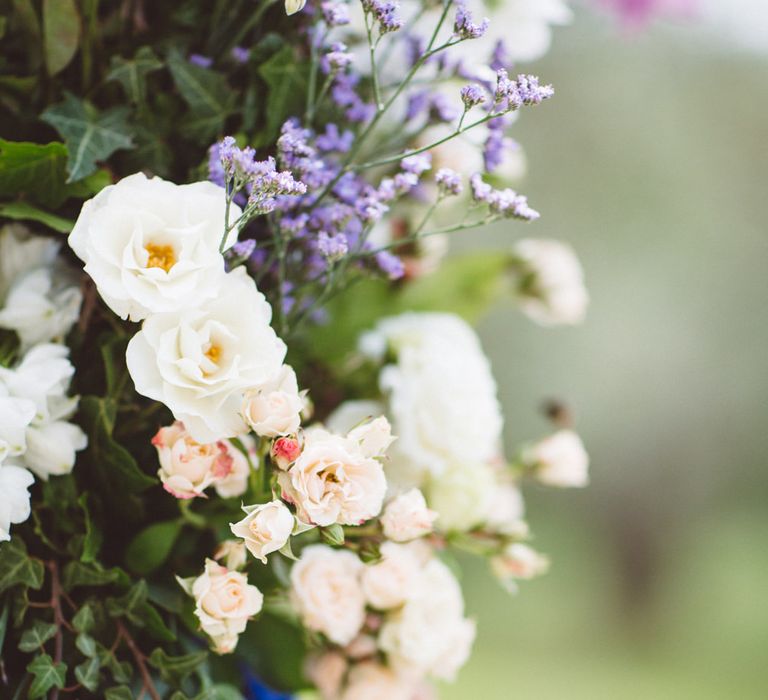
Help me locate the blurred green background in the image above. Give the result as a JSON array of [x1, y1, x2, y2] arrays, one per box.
[[446, 7, 768, 700]]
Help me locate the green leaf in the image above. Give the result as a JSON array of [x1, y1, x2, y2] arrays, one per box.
[[107, 47, 163, 105], [0, 201, 74, 233], [105, 687, 134, 700], [0, 139, 68, 208], [0, 537, 45, 595], [75, 632, 97, 657], [138, 602, 176, 642], [257, 46, 308, 143], [195, 686, 245, 700], [75, 656, 101, 691], [26, 654, 66, 698], [167, 49, 234, 140], [0, 602, 9, 655], [62, 561, 129, 590], [41, 93, 134, 182], [124, 520, 181, 576], [107, 580, 148, 617], [64, 167, 112, 198], [42, 0, 81, 75], [148, 648, 208, 688], [78, 493, 102, 563], [18, 620, 58, 652], [72, 603, 96, 633]]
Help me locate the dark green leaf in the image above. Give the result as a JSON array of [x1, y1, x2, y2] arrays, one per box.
[[148, 648, 208, 688], [0, 139, 68, 208], [18, 620, 57, 652], [0, 537, 45, 595], [72, 603, 96, 633], [64, 167, 112, 198], [107, 47, 163, 105], [0, 601, 9, 654], [75, 656, 101, 691], [77, 493, 102, 563], [105, 688, 134, 700], [125, 520, 181, 576], [62, 561, 129, 590], [42, 0, 81, 75], [75, 632, 97, 657], [195, 686, 245, 700], [26, 654, 66, 698], [107, 580, 147, 617], [257, 46, 307, 143], [137, 602, 176, 642], [41, 93, 134, 182], [0, 201, 74, 233]]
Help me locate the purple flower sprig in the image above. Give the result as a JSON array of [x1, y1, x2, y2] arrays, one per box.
[[453, 4, 490, 40], [494, 71, 555, 112], [470, 173, 540, 221]]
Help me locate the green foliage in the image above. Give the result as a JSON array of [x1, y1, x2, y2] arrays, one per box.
[[0, 201, 74, 233], [0, 139, 69, 207], [125, 520, 183, 576], [0, 537, 44, 595], [41, 93, 134, 182], [107, 47, 164, 106], [18, 620, 57, 652], [148, 647, 209, 687], [26, 654, 67, 698], [42, 0, 81, 76], [257, 45, 308, 143]]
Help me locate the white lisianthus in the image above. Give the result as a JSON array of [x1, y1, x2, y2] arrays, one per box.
[[361, 542, 421, 610], [24, 421, 87, 480], [490, 543, 549, 593], [290, 545, 366, 645], [0, 224, 58, 299], [380, 489, 437, 543], [230, 500, 295, 563], [242, 364, 304, 438], [361, 313, 503, 487], [379, 557, 476, 682], [526, 429, 589, 488], [213, 438, 254, 498], [285, 0, 306, 16], [341, 662, 415, 700], [427, 460, 497, 533], [126, 268, 286, 443], [68, 172, 241, 321], [181, 559, 263, 654], [0, 463, 35, 541], [0, 395, 35, 461], [512, 238, 589, 326], [279, 425, 388, 527]]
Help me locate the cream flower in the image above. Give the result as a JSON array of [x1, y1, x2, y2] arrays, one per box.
[[490, 543, 549, 593], [0, 463, 35, 542], [242, 364, 304, 438], [527, 429, 589, 488], [361, 542, 421, 610], [185, 559, 263, 654], [305, 651, 348, 700], [213, 437, 254, 499], [213, 540, 248, 571], [427, 460, 497, 533], [230, 500, 295, 563], [285, 0, 307, 16], [69, 172, 241, 321], [512, 238, 589, 326], [279, 426, 388, 527], [484, 482, 527, 536], [341, 662, 415, 700], [126, 268, 286, 443], [380, 489, 437, 543], [290, 545, 365, 645]]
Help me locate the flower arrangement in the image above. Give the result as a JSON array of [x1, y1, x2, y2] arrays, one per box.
[[0, 1, 588, 698]]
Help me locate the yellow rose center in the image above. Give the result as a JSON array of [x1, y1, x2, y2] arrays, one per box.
[[204, 343, 221, 364], [145, 243, 176, 272]]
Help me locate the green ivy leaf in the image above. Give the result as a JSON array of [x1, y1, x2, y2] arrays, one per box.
[[26, 654, 66, 698], [18, 620, 58, 652], [0, 139, 68, 208], [107, 47, 163, 105], [257, 46, 307, 144], [105, 687, 134, 700], [75, 632, 97, 657], [62, 561, 130, 590], [138, 601, 176, 642], [72, 603, 96, 633], [0, 537, 45, 595], [41, 92, 134, 182], [0, 201, 74, 233], [74, 656, 101, 691], [42, 0, 81, 76], [106, 580, 148, 617], [78, 493, 102, 563], [124, 520, 182, 576], [148, 648, 208, 688]]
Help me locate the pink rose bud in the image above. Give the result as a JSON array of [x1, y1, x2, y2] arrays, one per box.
[[271, 436, 301, 469]]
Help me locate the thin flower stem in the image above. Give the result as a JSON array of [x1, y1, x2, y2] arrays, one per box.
[[411, 197, 442, 238], [178, 500, 207, 529], [224, 0, 278, 56], [305, 28, 329, 124], [365, 12, 383, 109]]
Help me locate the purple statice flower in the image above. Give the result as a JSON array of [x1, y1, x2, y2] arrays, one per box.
[[435, 168, 463, 196], [189, 53, 213, 68], [405, 34, 426, 69], [495, 70, 554, 111], [429, 93, 461, 123], [316, 123, 354, 153], [317, 231, 349, 260], [231, 46, 250, 64], [322, 1, 350, 26], [377, 178, 397, 203], [323, 42, 353, 73], [232, 238, 257, 258], [470, 172, 493, 202], [357, 194, 389, 224], [208, 142, 227, 187], [331, 73, 376, 123], [281, 213, 310, 238], [491, 40, 511, 71], [405, 90, 430, 121], [363, 0, 404, 34], [346, 98, 376, 123], [453, 4, 489, 40], [483, 117, 515, 172], [460, 84, 486, 109], [470, 174, 539, 221], [515, 74, 555, 105], [375, 250, 405, 280], [393, 171, 419, 194], [401, 153, 432, 175]]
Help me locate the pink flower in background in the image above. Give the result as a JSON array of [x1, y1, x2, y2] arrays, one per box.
[[600, 0, 697, 28]]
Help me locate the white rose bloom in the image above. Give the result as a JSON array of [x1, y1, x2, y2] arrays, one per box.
[[0, 463, 35, 541], [230, 500, 295, 563], [0, 224, 58, 298], [341, 662, 415, 700], [427, 460, 497, 533], [187, 559, 263, 654], [325, 400, 386, 435], [512, 238, 589, 326], [68, 172, 241, 321], [380, 489, 437, 543], [361, 313, 503, 487], [126, 268, 286, 443], [347, 416, 396, 460], [484, 482, 527, 536], [379, 558, 476, 682], [213, 437, 254, 498], [290, 545, 366, 645], [279, 426, 388, 527], [0, 267, 81, 350], [491, 543, 549, 593], [361, 542, 421, 610], [527, 429, 589, 488], [242, 364, 304, 438], [0, 395, 36, 460], [213, 540, 248, 571]]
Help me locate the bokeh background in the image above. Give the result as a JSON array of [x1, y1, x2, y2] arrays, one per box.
[[446, 3, 768, 698]]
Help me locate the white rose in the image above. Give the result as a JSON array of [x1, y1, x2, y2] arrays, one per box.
[[242, 364, 304, 438], [347, 416, 396, 459], [213, 540, 248, 571], [427, 460, 497, 533], [325, 400, 386, 435], [69, 172, 241, 321], [126, 268, 286, 443], [483, 482, 527, 536], [213, 437, 254, 498], [187, 559, 263, 654], [527, 429, 589, 488], [341, 662, 415, 700], [0, 463, 35, 541], [305, 651, 348, 700], [151, 422, 222, 498], [279, 427, 387, 527], [290, 545, 365, 645], [490, 543, 549, 593], [0, 224, 58, 299], [512, 238, 589, 326], [361, 542, 421, 610], [0, 267, 81, 349], [380, 489, 437, 543], [230, 500, 295, 563]]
